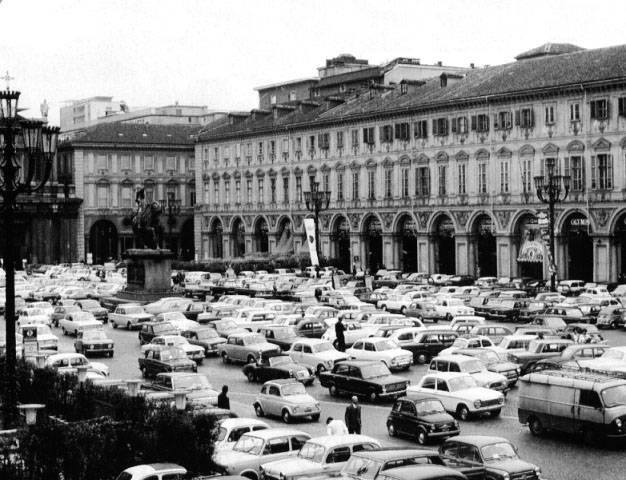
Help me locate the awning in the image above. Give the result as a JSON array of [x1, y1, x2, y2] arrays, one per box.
[[517, 240, 544, 263]]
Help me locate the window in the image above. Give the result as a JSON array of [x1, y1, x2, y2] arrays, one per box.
[[500, 161, 509, 193], [282, 177, 289, 203], [337, 172, 344, 200], [421, 377, 436, 389], [166, 156, 176, 171], [432, 118, 448, 136], [282, 138, 289, 159], [438, 165, 447, 196], [590, 99, 609, 120], [189, 187, 196, 206], [270, 178, 276, 203], [144, 185, 153, 202], [592, 154, 613, 189], [336, 131, 344, 150], [401, 168, 409, 198], [579, 389, 602, 408], [318, 133, 330, 150], [322, 173, 329, 193], [308, 135, 316, 153], [269, 141, 276, 161], [270, 94, 277, 105], [415, 167, 430, 197], [544, 105, 555, 125], [478, 162, 488, 194], [451, 117, 468, 134], [96, 155, 108, 171], [235, 180, 241, 204], [564, 156, 584, 191], [619, 98, 626, 117], [351, 130, 359, 148], [394, 122, 410, 141], [121, 185, 132, 208], [472, 114, 489, 133], [519, 108, 535, 128], [367, 170, 375, 199], [294, 137, 302, 154], [258, 178, 264, 202], [327, 447, 351, 464], [296, 176, 302, 202], [457, 163, 466, 195], [224, 181, 230, 204], [570, 103, 581, 122], [289, 91, 296, 101], [362, 127, 375, 145], [246, 179, 252, 202], [521, 159, 532, 193], [384, 169, 392, 198], [120, 155, 131, 170], [266, 437, 290, 454], [97, 184, 109, 207], [414, 120, 428, 139], [495, 111, 512, 130], [352, 171, 359, 200]]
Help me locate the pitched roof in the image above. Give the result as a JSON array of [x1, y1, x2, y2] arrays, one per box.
[[317, 65, 383, 87], [69, 122, 200, 146], [515, 42, 585, 60]]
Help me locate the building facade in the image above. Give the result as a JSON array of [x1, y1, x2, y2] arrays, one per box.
[[60, 123, 198, 264], [195, 44, 626, 283]]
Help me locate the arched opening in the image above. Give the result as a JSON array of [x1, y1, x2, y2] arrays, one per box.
[[232, 218, 245, 258], [515, 213, 543, 280], [363, 216, 383, 273], [472, 215, 496, 277], [614, 212, 626, 280], [563, 212, 593, 281], [397, 215, 417, 273], [433, 215, 455, 274], [275, 218, 295, 256], [180, 219, 194, 261], [211, 218, 224, 259], [89, 220, 118, 265], [331, 216, 351, 272], [254, 217, 269, 253]]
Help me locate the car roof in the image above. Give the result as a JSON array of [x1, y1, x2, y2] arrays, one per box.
[[156, 372, 203, 378], [242, 428, 309, 439], [293, 338, 328, 345], [124, 463, 186, 476], [434, 354, 479, 363], [445, 435, 509, 447], [305, 434, 379, 448], [335, 359, 385, 367], [381, 465, 466, 480], [352, 448, 435, 461], [263, 378, 302, 386], [219, 417, 268, 428], [422, 371, 471, 380]]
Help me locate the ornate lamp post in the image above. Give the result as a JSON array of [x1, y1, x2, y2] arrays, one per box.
[[304, 181, 331, 268], [533, 157, 571, 292], [159, 192, 181, 252], [0, 88, 60, 426]]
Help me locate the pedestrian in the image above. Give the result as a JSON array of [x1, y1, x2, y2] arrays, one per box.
[[326, 416, 349, 435], [345, 396, 361, 434], [217, 385, 230, 409], [335, 317, 346, 352], [352, 265, 357, 277]]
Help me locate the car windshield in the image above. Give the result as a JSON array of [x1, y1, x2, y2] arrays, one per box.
[[274, 327, 297, 339], [233, 435, 264, 455], [448, 376, 478, 391], [601, 350, 625, 361], [165, 337, 185, 346], [452, 338, 468, 348], [124, 306, 144, 314], [244, 335, 265, 345], [360, 363, 391, 379], [172, 374, 210, 390], [154, 323, 175, 334], [342, 456, 381, 480], [528, 302, 545, 310], [25, 309, 43, 316], [481, 442, 518, 461], [460, 360, 484, 374], [84, 330, 108, 341], [196, 329, 219, 340], [282, 383, 306, 396], [312, 342, 334, 353], [298, 442, 326, 463], [373, 339, 397, 351], [415, 399, 446, 415], [268, 356, 291, 367]]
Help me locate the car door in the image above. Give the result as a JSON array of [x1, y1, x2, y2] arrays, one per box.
[[301, 344, 314, 367], [363, 341, 377, 362], [234, 337, 246, 362], [347, 366, 365, 396], [396, 399, 416, 436], [262, 435, 292, 464], [435, 378, 454, 411], [325, 446, 352, 473], [575, 388, 604, 436], [265, 384, 281, 416], [332, 363, 351, 392]]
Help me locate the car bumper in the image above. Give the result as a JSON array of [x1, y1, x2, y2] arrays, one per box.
[[389, 360, 413, 371], [291, 407, 321, 418], [427, 428, 461, 439], [83, 347, 114, 355], [380, 389, 407, 398]]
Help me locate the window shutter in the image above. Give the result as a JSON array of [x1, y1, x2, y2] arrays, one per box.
[[422, 120, 428, 137], [606, 100, 611, 119], [426, 168, 431, 195], [443, 119, 449, 135], [394, 124, 400, 139], [609, 154, 614, 188], [590, 101, 597, 119], [471, 115, 477, 131], [591, 155, 596, 189], [581, 155, 586, 192], [432, 119, 439, 136], [451, 118, 457, 133], [515, 110, 521, 126], [493, 114, 499, 130], [530, 109, 535, 127]]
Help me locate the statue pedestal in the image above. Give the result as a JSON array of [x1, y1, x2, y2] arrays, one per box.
[[106, 249, 177, 306]]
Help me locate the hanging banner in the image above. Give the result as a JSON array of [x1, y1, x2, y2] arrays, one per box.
[[303, 218, 319, 266]]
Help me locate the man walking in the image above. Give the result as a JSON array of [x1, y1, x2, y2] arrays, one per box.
[[218, 385, 230, 409], [326, 417, 349, 435], [345, 396, 362, 434], [335, 317, 346, 352]]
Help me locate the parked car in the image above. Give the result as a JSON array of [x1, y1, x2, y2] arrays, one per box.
[[75, 299, 108, 323], [321, 320, 372, 349], [50, 305, 82, 327], [142, 372, 218, 408], [141, 334, 205, 364], [115, 463, 187, 480], [346, 338, 413, 371], [180, 325, 226, 356], [45, 352, 109, 377], [259, 325, 300, 351], [220, 332, 282, 365], [215, 417, 269, 452], [576, 346, 626, 375], [432, 298, 474, 321], [389, 328, 459, 365], [17, 308, 50, 328], [452, 348, 520, 387], [507, 338, 574, 375], [525, 315, 567, 332], [243, 353, 315, 385], [288, 338, 348, 375], [138, 321, 178, 345], [484, 300, 527, 323], [144, 297, 193, 315], [293, 318, 326, 338], [404, 301, 438, 322], [73, 328, 114, 357], [557, 280, 586, 296], [260, 434, 381, 480], [439, 336, 497, 356], [213, 428, 311, 480], [596, 306, 626, 329], [387, 397, 459, 444], [59, 311, 102, 336], [440, 435, 543, 480], [468, 325, 513, 345], [319, 360, 409, 401], [407, 372, 505, 420], [428, 355, 509, 392], [543, 306, 593, 324], [182, 301, 209, 321], [138, 346, 197, 378], [110, 304, 153, 330], [253, 379, 320, 423], [17, 324, 58, 351]]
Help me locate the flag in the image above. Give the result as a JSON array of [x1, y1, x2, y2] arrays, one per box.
[[304, 218, 319, 266]]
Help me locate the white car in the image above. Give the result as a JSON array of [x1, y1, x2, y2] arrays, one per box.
[[253, 379, 320, 423], [215, 417, 269, 453], [428, 355, 509, 392], [321, 320, 372, 348], [17, 308, 50, 327], [492, 335, 534, 360], [346, 338, 413, 371], [25, 301, 55, 320], [577, 346, 626, 374], [59, 311, 102, 336], [45, 352, 110, 377], [432, 298, 474, 321], [141, 334, 205, 363], [155, 311, 199, 331], [17, 324, 58, 351], [224, 308, 278, 332], [439, 336, 496, 356], [144, 297, 194, 315], [110, 305, 154, 330], [407, 372, 505, 420], [288, 339, 348, 375]]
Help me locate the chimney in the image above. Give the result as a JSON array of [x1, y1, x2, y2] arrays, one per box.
[[437, 61, 443, 66]]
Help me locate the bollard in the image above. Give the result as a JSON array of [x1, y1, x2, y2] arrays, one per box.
[[18, 404, 45, 425], [126, 379, 141, 397], [173, 390, 187, 411]]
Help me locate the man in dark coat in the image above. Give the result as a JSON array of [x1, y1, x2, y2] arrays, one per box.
[[217, 385, 230, 409], [345, 396, 362, 434], [334, 317, 346, 352]]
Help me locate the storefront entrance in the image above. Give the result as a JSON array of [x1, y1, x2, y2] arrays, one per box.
[[564, 213, 593, 281], [515, 213, 544, 279], [331, 217, 351, 272], [231, 218, 245, 257], [434, 215, 455, 274], [398, 215, 417, 273], [364, 216, 383, 273], [473, 215, 496, 277]]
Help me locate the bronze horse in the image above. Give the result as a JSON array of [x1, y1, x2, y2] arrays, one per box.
[[131, 188, 164, 249]]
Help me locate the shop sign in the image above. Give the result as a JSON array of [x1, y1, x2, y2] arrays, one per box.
[[570, 218, 590, 226]]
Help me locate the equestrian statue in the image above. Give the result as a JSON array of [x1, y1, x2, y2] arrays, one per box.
[[131, 188, 164, 249]]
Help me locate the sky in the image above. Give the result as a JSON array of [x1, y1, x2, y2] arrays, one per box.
[[1, 0, 626, 125]]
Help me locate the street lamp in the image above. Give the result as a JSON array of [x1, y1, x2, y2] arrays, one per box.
[[304, 181, 331, 269], [159, 192, 181, 253], [0, 88, 60, 427], [534, 157, 570, 292]]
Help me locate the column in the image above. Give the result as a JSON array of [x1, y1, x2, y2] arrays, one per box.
[[455, 233, 471, 275], [382, 233, 395, 269], [593, 234, 610, 283], [416, 233, 429, 274], [495, 234, 513, 278]]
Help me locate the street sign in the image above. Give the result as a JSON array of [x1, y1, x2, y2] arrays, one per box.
[[22, 326, 38, 342]]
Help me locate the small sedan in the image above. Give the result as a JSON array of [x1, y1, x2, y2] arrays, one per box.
[[59, 312, 102, 336], [346, 338, 413, 371], [253, 379, 321, 423], [215, 417, 269, 452], [51, 305, 82, 328], [180, 326, 226, 356], [243, 354, 315, 385], [74, 328, 114, 357], [45, 352, 110, 377], [387, 397, 459, 445], [141, 334, 205, 364]]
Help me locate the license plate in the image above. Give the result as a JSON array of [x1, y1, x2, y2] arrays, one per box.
[[305, 407, 312, 412]]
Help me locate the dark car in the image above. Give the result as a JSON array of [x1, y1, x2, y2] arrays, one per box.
[[138, 346, 197, 378], [387, 397, 459, 445], [543, 306, 593, 324], [319, 360, 409, 402], [259, 325, 300, 351], [180, 326, 227, 356], [517, 301, 549, 323], [294, 318, 326, 338], [440, 435, 543, 480], [242, 353, 315, 385], [393, 329, 459, 365], [76, 299, 109, 324], [51, 305, 82, 327], [445, 275, 475, 287], [182, 302, 209, 321], [138, 321, 179, 345], [73, 328, 114, 357], [507, 338, 574, 375], [485, 300, 527, 323], [405, 301, 439, 323]]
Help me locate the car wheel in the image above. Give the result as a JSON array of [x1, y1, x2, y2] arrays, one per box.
[[416, 354, 427, 365], [369, 391, 378, 402], [61, 327, 67, 335], [445, 313, 453, 322], [247, 370, 256, 382], [416, 428, 428, 445], [456, 404, 470, 421], [247, 355, 256, 364], [400, 307, 406, 314], [112, 322, 118, 329], [221, 352, 230, 364], [529, 416, 544, 436], [387, 422, 396, 437], [316, 364, 326, 375], [282, 409, 292, 423], [491, 408, 501, 418], [311, 413, 320, 422], [612, 321, 619, 329], [254, 403, 264, 417], [329, 385, 338, 397]]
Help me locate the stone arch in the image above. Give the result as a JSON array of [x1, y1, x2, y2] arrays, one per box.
[[416, 153, 430, 164], [253, 215, 269, 253], [455, 150, 469, 161], [466, 210, 496, 234], [592, 137, 611, 151], [399, 155, 411, 166], [382, 157, 394, 168], [395, 212, 418, 272], [365, 158, 377, 169], [557, 208, 595, 234], [362, 213, 383, 272], [392, 211, 416, 232], [496, 146, 512, 158], [89, 219, 118, 264], [359, 212, 382, 233], [435, 151, 449, 162], [560, 210, 594, 281], [430, 213, 456, 274], [427, 211, 457, 233]]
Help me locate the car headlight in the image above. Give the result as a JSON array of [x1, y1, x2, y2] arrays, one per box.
[[498, 396, 504, 404], [292, 406, 299, 413], [381, 385, 387, 393], [616, 418, 623, 429], [474, 400, 482, 409], [502, 474, 510, 480]]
